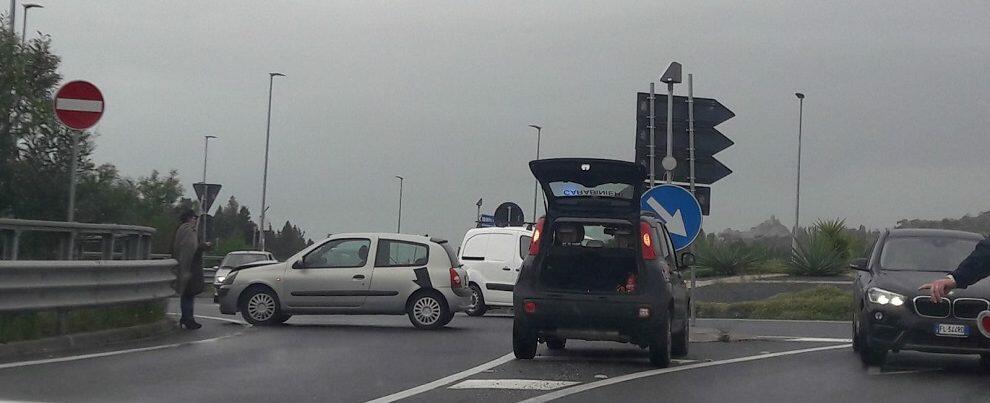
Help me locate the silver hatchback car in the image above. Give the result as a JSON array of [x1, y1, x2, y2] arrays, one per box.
[[217, 233, 472, 329]]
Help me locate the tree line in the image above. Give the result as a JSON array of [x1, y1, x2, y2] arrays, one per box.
[[0, 21, 311, 261]]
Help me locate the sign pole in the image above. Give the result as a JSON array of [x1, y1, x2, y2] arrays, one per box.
[[665, 80, 674, 183], [687, 73, 697, 326], [67, 130, 80, 222], [648, 82, 656, 187]]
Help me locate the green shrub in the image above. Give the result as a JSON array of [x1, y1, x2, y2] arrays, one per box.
[[696, 240, 762, 276], [697, 286, 852, 320], [743, 259, 790, 275], [788, 232, 848, 276]]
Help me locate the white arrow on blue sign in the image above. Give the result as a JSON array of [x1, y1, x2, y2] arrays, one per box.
[[641, 184, 703, 251]]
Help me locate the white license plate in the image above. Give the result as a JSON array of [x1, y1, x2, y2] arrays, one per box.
[[934, 323, 970, 337]]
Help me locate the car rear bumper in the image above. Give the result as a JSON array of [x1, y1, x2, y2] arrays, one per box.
[[515, 296, 667, 346], [865, 305, 990, 354]]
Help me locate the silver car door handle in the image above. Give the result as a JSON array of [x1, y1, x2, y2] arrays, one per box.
[[502, 267, 511, 271], [353, 274, 365, 280]]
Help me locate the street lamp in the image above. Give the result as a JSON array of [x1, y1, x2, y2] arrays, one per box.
[[792, 92, 805, 250], [202, 135, 217, 183], [395, 176, 404, 233], [259, 72, 285, 252], [529, 124, 542, 221], [21, 3, 42, 41]]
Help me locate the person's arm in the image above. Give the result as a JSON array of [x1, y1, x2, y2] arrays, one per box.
[[949, 238, 990, 289], [921, 238, 990, 301]]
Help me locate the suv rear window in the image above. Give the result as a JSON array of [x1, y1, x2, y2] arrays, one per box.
[[548, 182, 635, 200], [539, 221, 639, 294]]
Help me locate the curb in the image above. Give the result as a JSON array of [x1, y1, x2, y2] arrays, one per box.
[[0, 319, 177, 361]]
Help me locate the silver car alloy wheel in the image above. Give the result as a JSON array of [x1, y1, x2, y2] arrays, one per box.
[[248, 293, 276, 322], [414, 296, 442, 325], [470, 288, 480, 310]]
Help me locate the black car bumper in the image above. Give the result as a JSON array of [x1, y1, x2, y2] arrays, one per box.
[[515, 297, 668, 346], [864, 305, 990, 354]]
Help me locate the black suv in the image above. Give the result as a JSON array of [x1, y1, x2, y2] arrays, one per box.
[[852, 228, 989, 367], [512, 158, 691, 367]]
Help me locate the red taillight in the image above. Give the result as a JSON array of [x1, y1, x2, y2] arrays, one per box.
[[979, 311, 990, 338], [640, 221, 657, 260], [449, 267, 462, 288], [523, 300, 537, 314], [528, 218, 545, 256]]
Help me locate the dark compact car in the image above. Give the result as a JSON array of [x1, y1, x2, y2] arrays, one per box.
[[512, 158, 691, 367], [852, 228, 989, 367]]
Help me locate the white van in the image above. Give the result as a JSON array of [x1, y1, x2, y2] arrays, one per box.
[[458, 226, 533, 316]]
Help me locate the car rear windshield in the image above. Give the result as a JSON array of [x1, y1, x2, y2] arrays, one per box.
[[548, 182, 635, 200], [880, 236, 980, 272], [220, 254, 271, 268], [440, 242, 460, 267], [539, 221, 639, 293]]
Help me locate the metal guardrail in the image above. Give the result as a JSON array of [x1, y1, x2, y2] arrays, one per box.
[[0, 218, 156, 261], [152, 253, 222, 285], [0, 259, 177, 312], [0, 218, 172, 335]]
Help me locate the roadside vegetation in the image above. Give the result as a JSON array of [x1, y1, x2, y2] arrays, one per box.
[[696, 286, 852, 321], [0, 301, 166, 343]]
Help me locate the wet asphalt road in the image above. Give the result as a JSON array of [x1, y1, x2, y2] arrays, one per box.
[[0, 301, 987, 402]]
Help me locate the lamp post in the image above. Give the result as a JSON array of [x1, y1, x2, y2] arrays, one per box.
[[395, 176, 404, 233], [529, 124, 542, 221], [21, 3, 41, 40], [202, 135, 217, 183], [259, 72, 285, 252], [792, 92, 805, 250]]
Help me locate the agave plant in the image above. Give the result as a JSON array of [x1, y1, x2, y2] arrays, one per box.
[[813, 218, 852, 261], [695, 240, 762, 276], [789, 232, 847, 276]]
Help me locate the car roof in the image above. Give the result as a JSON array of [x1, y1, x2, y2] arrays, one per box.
[[887, 228, 985, 240], [327, 233, 444, 244], [227, 251, 271, 255], [464, 227, 533, 236]]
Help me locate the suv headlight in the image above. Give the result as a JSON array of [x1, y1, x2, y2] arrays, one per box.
[[868, 287, 905, 306], [220, 271, 238, 286]]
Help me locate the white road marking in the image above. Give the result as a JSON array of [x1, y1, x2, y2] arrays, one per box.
[[518, 344, 851, 403], [364, 353, 515, 403], [867, 367, 942, 376], [55, 98, 103, 112], [752, 336, 853, 343], [0, 316, 247, 371], [0, 333, 241, 371], [167, 312, 248, 325], [448, 379, 579, 390], [697, 318, 851, 324]]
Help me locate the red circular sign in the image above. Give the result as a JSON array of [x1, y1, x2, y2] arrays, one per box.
[[54, 80, 104, 130]]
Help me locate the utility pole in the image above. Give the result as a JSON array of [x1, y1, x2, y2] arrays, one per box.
[[660, 62, 682, 183], [688, 73, 697, 326], [792, 93, 806, 251], [395, 176, 404, 233], [259, 72, 285, 252]]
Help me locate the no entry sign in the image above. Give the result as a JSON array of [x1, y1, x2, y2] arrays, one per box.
[[54, 81, 104, 130]]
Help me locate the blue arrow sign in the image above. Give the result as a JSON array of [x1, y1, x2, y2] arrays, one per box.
[[641, 184, 703, 251]]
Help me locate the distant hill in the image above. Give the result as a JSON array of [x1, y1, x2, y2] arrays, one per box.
[[896, 211, 990, 235]]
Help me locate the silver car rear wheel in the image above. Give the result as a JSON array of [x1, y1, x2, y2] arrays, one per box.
[[408, 293, 450, 330]]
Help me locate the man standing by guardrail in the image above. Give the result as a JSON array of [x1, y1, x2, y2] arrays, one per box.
[[920, 238, 990, 302], [173, 209, 211, 330]]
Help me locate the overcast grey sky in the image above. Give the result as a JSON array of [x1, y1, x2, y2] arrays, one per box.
[[24, 0, 990, 243]]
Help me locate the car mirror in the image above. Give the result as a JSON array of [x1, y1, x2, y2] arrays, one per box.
[[679, 252, 696, 270], [850, 258, 868, 271], [292, 260, 304, 270]]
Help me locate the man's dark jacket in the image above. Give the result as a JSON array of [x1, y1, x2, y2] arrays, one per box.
[[952, 238, 990, 288]]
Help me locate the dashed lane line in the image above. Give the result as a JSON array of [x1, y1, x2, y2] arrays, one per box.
[[448, 379, 579, 390], [364, 353, 516, 403], [518, 344, 852, 403]]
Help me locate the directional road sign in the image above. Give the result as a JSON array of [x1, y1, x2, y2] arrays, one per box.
[[478, 214, 496, 228], [635, 92, 735, 185], [193, 183, 222, 214], [54, 81, 105, 130], [641, 184, 703, 251]]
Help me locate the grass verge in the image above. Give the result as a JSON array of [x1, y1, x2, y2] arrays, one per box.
[[0, 300, 167, 343], [696, 286, 852, 321]]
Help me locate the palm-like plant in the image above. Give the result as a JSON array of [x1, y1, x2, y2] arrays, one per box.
[[789, 232, 847, 276], [696, 240, 762, 276]]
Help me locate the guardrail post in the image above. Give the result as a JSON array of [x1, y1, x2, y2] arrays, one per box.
[[101, 233, 116, 260], [56, 309, 68, 335], [1, 229, 19, 260], [141, 235, 152, 259]]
